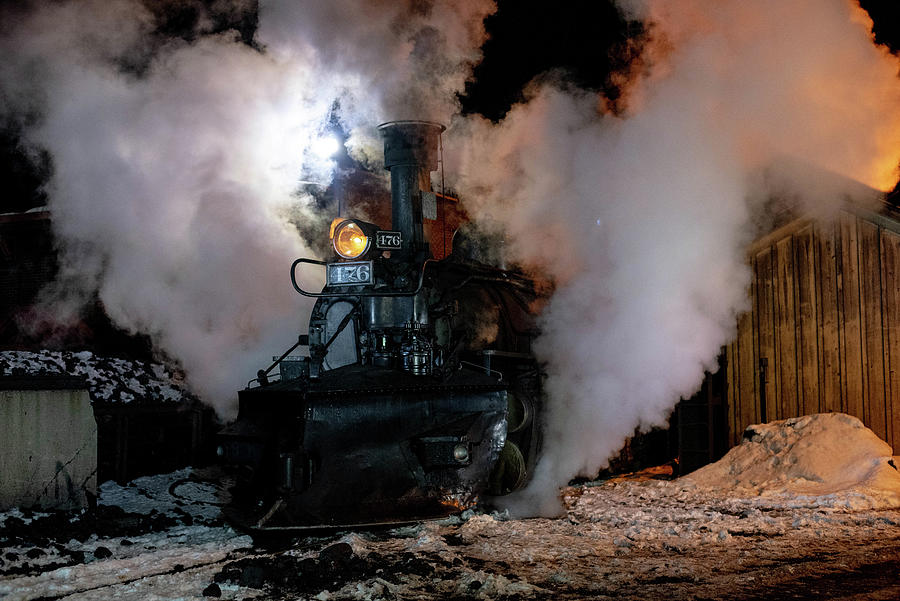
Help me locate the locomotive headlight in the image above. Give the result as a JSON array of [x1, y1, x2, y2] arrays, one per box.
[[332, 220, 371, 259]]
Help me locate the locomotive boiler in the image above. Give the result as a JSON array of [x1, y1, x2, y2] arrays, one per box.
[[218, 121, 542, 530]]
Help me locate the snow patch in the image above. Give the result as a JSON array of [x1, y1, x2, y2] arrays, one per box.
[[685, 413, 900, 508], [97, 467, 224, 522]]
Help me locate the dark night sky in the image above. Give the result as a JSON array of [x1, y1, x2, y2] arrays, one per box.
[[461, 0, 645, 120], [859, 0, 900, 54], [2, 0, 900, 211], [465, 0, 900, 120]]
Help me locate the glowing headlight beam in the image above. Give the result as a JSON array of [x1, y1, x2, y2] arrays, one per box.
[[312, 135, 340, 159]]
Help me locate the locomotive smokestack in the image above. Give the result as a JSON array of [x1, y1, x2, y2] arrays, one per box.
[[378, 120, 445, 262]]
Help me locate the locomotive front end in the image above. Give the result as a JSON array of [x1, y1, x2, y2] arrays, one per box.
[[218, 121, 540, 530]]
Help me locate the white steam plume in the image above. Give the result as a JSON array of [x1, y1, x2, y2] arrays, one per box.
[[3, 0, 899, 516], [259, 0, 495, 126], [0, 0, 494, 417], [453, 0, 900, 515]]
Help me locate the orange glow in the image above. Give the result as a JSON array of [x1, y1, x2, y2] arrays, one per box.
[[332, 220, 370, 259], [607, 462, 677, 483], [637, 0, 900, 194], [328, 217, 343, 240], [440, 493, 476, 512], [869, 155, 900, 193]]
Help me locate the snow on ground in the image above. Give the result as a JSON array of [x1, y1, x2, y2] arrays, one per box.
[[686, 413, 900, 509], [2, 413, 900, 600], [0, 350, 193, 403], [97, 468, 223, 522], [0, 469, 254, 601]]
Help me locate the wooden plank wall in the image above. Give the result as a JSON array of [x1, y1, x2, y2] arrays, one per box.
[[727, 209, 900, 453]]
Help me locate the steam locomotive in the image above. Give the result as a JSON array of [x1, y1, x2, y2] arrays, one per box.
[[217, 121, 543, 530]]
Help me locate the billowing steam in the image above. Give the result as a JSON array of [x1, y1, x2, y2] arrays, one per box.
[[2, 0, 899, 516], [258, 0, 494, 125], [453, 0, 900, 515], [0, 0, 493, 416]]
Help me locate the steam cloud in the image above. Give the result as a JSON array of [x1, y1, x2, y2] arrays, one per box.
[[0, 0, 493, 417], [2, 0, 899, 516], [453, 0, 900, 515]]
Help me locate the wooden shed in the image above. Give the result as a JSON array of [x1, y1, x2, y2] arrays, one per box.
[[725, 194, 900, 452]]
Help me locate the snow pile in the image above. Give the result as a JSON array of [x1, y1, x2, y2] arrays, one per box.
[[0, 350, 194, 404], [686, 413, 900, 508]]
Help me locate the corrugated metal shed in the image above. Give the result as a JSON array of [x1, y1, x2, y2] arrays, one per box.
[[726, 201, 900, 451]]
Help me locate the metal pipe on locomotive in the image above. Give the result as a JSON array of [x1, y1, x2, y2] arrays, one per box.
[[217, 121, 542, 530]]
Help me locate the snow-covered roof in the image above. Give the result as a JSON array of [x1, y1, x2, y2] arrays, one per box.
[[0, 350, 194, 404]]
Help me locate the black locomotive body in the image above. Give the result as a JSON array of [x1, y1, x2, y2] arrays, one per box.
[[218, 121, 542, 530]]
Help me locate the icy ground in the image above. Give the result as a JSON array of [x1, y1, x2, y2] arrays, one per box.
[[2, 413, 900, 600]]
